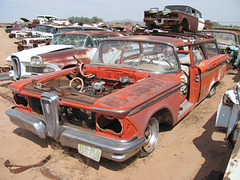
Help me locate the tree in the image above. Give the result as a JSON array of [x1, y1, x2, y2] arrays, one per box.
[[68, 16, 103, 24]]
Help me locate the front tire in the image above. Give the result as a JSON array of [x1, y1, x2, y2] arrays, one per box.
[[207, 85, 216, 98], [139, 117, 159, 157]]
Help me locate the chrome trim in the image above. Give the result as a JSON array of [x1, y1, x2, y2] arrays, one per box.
[[40, 92, 61, 139], [5, 107, 46, 139], [128, 85, 181, 116], [5, 106, 145, 162], [91, 107, 131, 114], [31, 56, 42, 66], [11, 56, 21, 80], [8, 86, 20, 92], [201, 64, 224, 80], [0, 71, 13, 81], [60, 125, 145, 162]]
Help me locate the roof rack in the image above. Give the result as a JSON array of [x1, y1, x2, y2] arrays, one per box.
[[132, 30, 213, 42]]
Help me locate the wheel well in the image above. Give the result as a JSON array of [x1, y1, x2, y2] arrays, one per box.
[[154, 108, 173, 126], [182, 18, 189, 31]]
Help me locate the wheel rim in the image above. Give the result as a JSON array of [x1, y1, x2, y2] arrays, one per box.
[[142, 117, 159, 153]]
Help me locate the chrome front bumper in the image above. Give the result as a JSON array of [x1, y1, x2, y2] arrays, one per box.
[[0, 70, 14, 81], [6, 107, 145, 162]]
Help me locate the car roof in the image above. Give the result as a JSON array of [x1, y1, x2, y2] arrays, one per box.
[[102, 35, 187, 47], [165, 5, 199, 11], [55, 30, 121, 36], [102, 34, 216, 47], [36, 24, 79, 28], [201, 28, 240, 35]]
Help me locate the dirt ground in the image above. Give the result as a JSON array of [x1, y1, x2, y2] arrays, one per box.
[[0, 27, 239, 180]]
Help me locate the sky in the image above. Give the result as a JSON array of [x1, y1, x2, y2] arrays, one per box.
[[0, 0, 240, 25]]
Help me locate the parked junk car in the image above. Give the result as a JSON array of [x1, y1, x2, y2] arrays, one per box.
[[8, 18, 33, 38], [7, 21, 23, 38], [30, 24, 85, 39], [223, 132, 240, 180], [200, 29, 240, 68], [34, 15, 69, 25], [15, 37, 52, 51], [5, 24, 13, 33], [144, 5, 212, 32], [35, 15, 58, 25], [15, 26, 106, 51], [215, 82, 240, 180], [9, 26, 32, 39], [2, 31, 121, 81], [6, 34, 228, 162], [215, 82, 240, 147]]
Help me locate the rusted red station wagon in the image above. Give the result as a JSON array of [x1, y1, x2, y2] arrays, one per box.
[[6, 34, 228, 162]]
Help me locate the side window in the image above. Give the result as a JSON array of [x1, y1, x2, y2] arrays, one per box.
[[84, 36, 94, 48], [192, 45, 205, 65], [203, 43, 219, 59], [185, 7, 190, 14], [196, 11, 201, 18], [191, 9, 195, 17]]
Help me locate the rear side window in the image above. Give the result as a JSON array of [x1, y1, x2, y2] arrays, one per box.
[[204, 43, 218, 59], [192, 45, 205, 65]]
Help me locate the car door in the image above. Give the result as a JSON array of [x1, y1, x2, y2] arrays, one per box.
[[193, 42, 227, 102]]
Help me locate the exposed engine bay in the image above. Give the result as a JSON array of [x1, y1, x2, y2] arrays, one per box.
[[32, 61, 136, 97]]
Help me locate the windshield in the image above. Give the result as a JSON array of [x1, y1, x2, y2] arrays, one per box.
[[202, 32, 237, 46], [91, 40, 180, 73], [164, 6, 188, 12], [57, 28, 83, 33], [32, 25, 55, 33], [50, 34, 93, 47]]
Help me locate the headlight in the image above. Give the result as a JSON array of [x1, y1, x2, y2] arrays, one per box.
[[96, 115, 123, 135], [222, 94, 234, 106], [13, 93, 29, 108], [31, 56, 42, 66]]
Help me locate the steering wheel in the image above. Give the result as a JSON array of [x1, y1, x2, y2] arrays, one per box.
[[180, 70, 189, 94], [69, 77, 84, 92], [142, 51, 159, 64]]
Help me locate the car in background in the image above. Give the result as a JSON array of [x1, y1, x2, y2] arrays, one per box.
[[215, 82, 240, 147], [2, 31, 121, 81], [144, 5, 212, 32], [5, 34, 228, 162], [29, 24, 86, 39], [215, 82, 240, 180], [14, 25, 107, 51], [200, 29, 240, 68]]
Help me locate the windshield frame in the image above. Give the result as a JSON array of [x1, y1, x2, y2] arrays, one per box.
[[201, 31, 237, 46], [90, 39, 181, 74], [50, 33, 94, 48], [32, 25, 55, 33]]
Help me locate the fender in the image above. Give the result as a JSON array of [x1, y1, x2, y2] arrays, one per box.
[[216, 82, 240, 138]]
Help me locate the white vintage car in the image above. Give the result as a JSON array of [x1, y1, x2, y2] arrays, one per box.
[[1, 31, 121, 81], [215, 82, 240, 180], [216, 82, 240, 146]]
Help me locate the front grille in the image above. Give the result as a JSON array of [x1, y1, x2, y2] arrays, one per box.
[[60, 106, 96, 130], [41, 92, 61, 139], [26, 66, 55, 73], [30, 97, 43, 114], [11, 56, 21, 80]]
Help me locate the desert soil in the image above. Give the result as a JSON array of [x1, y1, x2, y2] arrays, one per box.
[[0, 27, 239, 180]]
